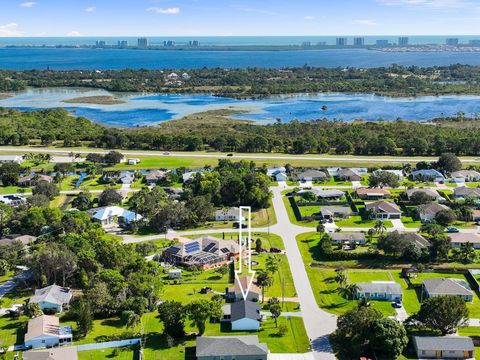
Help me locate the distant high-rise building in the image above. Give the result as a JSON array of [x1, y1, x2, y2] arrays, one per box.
[[353, 37, 365, 46], [469, 40, 480, 46], [376, 39, 389, 46], [95, 40, 106, 47], [189, 40, 200, 46], [317, 41, 327, 46], [446, 38, 459, 46], [164, 40, 175, 47], [398, 37, 409, 46], [137, 38, 149, 48], [301, 41, 312, 47], [336, 37, 348, 46], [117, 40, 128, 48]]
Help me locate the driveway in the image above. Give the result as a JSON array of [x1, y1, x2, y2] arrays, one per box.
[[393, 305, 408, 322], [390, 218, 405, 231], [351, 181, 362, 188], [0, 272, 30, 298]]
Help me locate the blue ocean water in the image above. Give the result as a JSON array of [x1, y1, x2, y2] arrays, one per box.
[[1, 47, 480, 70], [1, 88, 480, 127]]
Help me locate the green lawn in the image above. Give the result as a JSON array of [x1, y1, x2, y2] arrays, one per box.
[[77, 176, 121, 191], [335, 215, 393, 229], [0, 186, 30, 194], [295, 233, 395, 316], [78, 348, 136, 360], [347, 270, 393, 283], [298, 205, 320, 218], [402, 216, 422, 229], [282, 196, 318, 228]]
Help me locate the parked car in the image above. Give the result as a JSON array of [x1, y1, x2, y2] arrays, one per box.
[[392, 301, 402, 308], [270, 247, 282, 253], [446, 227, 460, 233], [233, 222, 247, 229], [226, 153, 233, 157]]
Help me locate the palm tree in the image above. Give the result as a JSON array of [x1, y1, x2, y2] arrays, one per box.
[[374, 219, 387, 234], [367, 228, 375, 243], [338, 283, 360, 301], [256, 271, 273, 303], [334, 270, 347, 287], [265, 255, 280, 277], [357, 296, 370, 308]]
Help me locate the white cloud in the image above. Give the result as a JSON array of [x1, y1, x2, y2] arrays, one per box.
[[304, 15, 315, 20], [86, 6, 96, 13], [66, 30, 81, 36], [146, 7, 180, 14], [0, 23, 22, 37], [20, 2, 36, 8], [351, 19, 377, 26], [377, 0, 471, 8]]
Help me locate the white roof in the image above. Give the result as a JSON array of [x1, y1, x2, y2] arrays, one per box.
[[91, 206, 142, 222]]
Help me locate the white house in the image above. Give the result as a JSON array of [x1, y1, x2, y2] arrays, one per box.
[[413, 336, 474, 359], [365, 201, 402, 219], [0, 155, 24, 164], [90, 206, 143, 227], [421, 278, 473, 302], [24, 315, 73, 349], [0, 194, 27, 206], [410, 169, 445, 182], [30, 285, 73, 313], [127, 158, 141, 165], [373, 169, 404, 181], [356, 281, 402, 301], [215, 207, 244, 222], [449, 233, 480, 249], [451, 170, 480, 182], [417, 203, 451, 222]]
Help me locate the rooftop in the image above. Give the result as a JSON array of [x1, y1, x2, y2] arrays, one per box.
[[413, 336, 474, 351], [30, 284, 72, 307], [423, 278, 472, 297], [196, 335, 268, 357]]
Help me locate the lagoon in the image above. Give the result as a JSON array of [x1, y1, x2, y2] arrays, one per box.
[[1, 88, 480, 127]]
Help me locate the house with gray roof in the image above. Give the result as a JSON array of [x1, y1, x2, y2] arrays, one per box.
[[356, 281, 402, 301], [373, 169, 404, 181], [365, 201, 402, 219], [196, 335, 268, 360], [267, 167, 287, 182], [23, 347, 78, 360], [413, 336, 474, 359], [320, 206, 352, 220], [406, 188, 442, 201], [331, 232, 366, 246], [418, 203, 451, 222], [337, 168, 362, 181], [356, 187, 391, 200], [421, 278, 473, 302], [402, 233, 430, 249], [30, 284, 73, 313], [315, 189, 345, 200], [222, 300, 261, 331], [449, 233, 480, 249], [0, 234, 37, 247], [297, 169, 328, 182], [453, 186, 480, 199], [410, 169, 445, 182], [452, 170, 480, 182]]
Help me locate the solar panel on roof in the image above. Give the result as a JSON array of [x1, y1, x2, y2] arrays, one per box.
[[167, 246, 181, 254], [185, 242, 200, 254], [203, 242, 216, 252], [220, 248, 230, 254]]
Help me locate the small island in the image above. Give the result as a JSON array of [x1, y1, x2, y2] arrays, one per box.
[[0, 93, 13, 100], [62, 95, 126, 105]]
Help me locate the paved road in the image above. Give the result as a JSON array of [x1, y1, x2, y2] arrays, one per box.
[[0, 146, 477, 163], [0, 272, 30, 298], [268, 187, 337, 359]]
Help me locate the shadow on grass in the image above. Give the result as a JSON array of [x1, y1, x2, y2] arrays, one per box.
[[143, 332, 197, 360]]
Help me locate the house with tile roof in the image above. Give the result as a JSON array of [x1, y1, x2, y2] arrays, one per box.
[[24, 315, 73, 349], [453, 186, 480, 199], [355, 187, 391, 200], [226, 276, 260, 302], [418, 203, 451, 222], [449, 233, 480, 249], [365, 201, 402, 219]]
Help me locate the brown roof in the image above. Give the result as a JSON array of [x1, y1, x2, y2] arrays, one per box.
[[228, 276, 260, 295], [23, 347, 78, 360], [418, 203, 450, 216], [365, 201, 401, 214], [24, 315, 60, 341], [356, 188, 391, 196]]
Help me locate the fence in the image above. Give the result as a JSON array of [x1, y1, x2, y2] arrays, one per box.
[[77, 338, 141, 352]]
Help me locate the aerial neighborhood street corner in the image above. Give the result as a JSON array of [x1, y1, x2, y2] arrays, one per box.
[[3, 2, 480, 359]]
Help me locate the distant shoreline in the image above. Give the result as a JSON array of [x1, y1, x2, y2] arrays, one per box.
[[0, 93, 13, 100]]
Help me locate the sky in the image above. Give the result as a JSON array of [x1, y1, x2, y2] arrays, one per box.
[[1, 0, 480, 37]]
